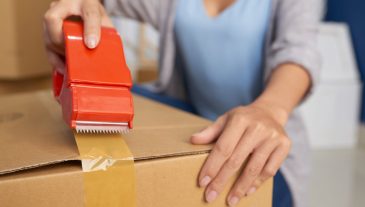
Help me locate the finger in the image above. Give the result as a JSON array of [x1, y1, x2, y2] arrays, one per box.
[[46, 50, 65, 73], [44, 2, 75, 46], [259, 138, 291, 182], [246, 139, 291, 202], [205, 123, 272, 196], [204, 129, 259, 199], [198, 115, 247, 202], [49, 1, 58, 8], [82, 0, 102, 48], [190, 115, 227, 145], [43, 22, 65, 56], [227, 138, 279, 206]]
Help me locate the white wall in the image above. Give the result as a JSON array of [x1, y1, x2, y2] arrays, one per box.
[[298, 23, 362, 149]]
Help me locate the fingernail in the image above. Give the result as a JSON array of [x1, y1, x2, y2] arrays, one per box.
[[199, 176, 211, 187], [206, 190, 218, 203], [86, 35, 97, 48], [228, 196, 239, 206], [246, 187, 256, 196]]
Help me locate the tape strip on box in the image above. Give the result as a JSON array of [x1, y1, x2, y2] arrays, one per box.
[[74, 132, 136, 207]]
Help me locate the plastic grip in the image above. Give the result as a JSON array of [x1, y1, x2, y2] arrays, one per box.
[[52, 68, 64, 99]]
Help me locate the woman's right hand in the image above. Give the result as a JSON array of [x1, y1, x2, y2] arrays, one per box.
[[43, 0, 113, 71]]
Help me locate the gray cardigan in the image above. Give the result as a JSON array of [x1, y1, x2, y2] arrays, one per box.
[[105, 0, 323, 206]]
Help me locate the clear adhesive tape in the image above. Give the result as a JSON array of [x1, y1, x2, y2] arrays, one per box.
[[74, 131, 136, 207]]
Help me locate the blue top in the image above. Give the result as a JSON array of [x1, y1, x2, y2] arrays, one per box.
[[174, 0, 272, 120]]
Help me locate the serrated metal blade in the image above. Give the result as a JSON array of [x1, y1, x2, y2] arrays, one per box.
[[75, 121, 130, 134]]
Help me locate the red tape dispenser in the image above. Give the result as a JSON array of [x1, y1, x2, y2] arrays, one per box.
[[53, 21, 134, 134]]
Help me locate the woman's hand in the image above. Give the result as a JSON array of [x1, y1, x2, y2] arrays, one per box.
[[191, 102, 291, 206], [43, 0, 113, 71]]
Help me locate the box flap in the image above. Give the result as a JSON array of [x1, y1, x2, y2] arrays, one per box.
[[0, 91, 212, 175]]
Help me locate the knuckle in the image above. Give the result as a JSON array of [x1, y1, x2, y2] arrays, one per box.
[[215, 115, 227, 127], [48, 33, 61, 46], [254, 152, 267, 161], [251, 121, 265, 132], [210, 178, 224, 190], [49, 1, 57, 8], [230, 113, 246, 125], [268, 128, 279, 138], [44, 11, 57, 22], [262, 167, 276, 178], [252, 178, 263, 187], [214, 143, 232, 158], [281, 138, 292, 149], [226, 157, 242, 170], [83, 7, 100, 19], [268, 133, 281, 144], [232, 186, 245, 198], [246, 165, 261, 177], [216, 115, 226, 122]]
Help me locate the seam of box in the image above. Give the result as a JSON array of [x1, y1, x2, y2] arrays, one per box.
[[0, 149, 211, 176]]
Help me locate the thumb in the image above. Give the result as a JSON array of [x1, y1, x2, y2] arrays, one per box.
[[82, 1, 102, 48], [190, 115, 227, 144]]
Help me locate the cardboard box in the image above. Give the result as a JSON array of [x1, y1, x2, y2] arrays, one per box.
[[136, 65, 158, 83], [0, 91, 272, 207], [0, 76, 51, 95], [298, 23, 361, 149], [0, 0, 52, 79]]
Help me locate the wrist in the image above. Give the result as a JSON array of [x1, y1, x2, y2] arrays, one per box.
[[251, 99, 289, 126]]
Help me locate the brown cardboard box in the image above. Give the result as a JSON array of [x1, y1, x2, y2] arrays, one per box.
[[0, 0, 52, 79], [0, 91, 272, 207], [136, 66, 158, 83], [136, 62, 158, 83], [0, 76, 51, 95]]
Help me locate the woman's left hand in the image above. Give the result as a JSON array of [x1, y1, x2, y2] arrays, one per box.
[[191, 102, 291, 206]]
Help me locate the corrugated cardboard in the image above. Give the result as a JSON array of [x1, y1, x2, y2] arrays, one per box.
[[0, 91, 272, 207], [0, 0, 52, 79]]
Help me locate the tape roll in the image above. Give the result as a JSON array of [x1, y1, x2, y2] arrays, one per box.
[[74, 132, 136, 207]]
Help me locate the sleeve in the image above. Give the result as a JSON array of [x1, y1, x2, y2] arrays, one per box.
[[103, 0, 162, 29], [266, 0, 325, 98]]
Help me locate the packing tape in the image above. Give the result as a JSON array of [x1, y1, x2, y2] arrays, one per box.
[[74, 131, 136, 207]]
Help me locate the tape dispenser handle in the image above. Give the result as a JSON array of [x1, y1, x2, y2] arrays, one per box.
[[52, 67, 64, 101]]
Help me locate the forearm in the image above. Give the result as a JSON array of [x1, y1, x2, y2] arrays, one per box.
[[252, 63, 311, 125]]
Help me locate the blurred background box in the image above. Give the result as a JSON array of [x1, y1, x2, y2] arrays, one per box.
[[0, 0, 52, 80], [136, 63, 158, 83], [299, 23, 362, 149]]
